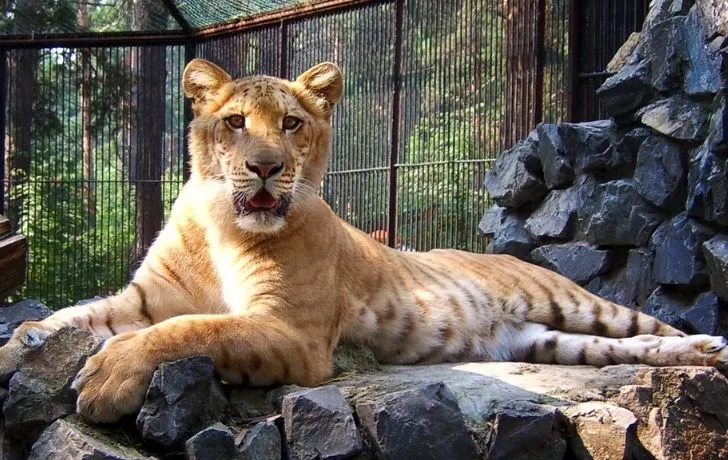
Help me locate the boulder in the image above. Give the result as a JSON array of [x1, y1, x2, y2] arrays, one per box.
[[525, 187, 578, 240], [355, 382, 478, 460], [185, 423, 237, 460], [585, 248, 656, 307], [136, 357, 228, 448], [597, 59, 653, 118], [559, 120, 616, 174], [2, 328, 102, 444], [237, 420, 282, 460], [687, 142, 728, 225], [484, 139, 547, 208], [638, 96, 709, 143], [642, 286, 693, 331], [644, 16, 685, 93], [684, 4, 725, 96], [530, 243, 612, 285], [490, 212, 537, 261], [281, 385, 363, 460], [703, 235, 728, 301], [634, 135, 686, 210], [650, 212, 715, 286], [680, 291, 723, 335], [535, 123, 574, 189], [487, 403, 566, 460], [577, 179, 664, 246], [477, 205, 507, 236], [28, 418, 155, 460], [0, 300, 52, 346], [563, 402, 637, 460]]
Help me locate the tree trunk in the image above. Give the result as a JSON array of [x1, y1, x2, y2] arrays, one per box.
[[129, 0, 167, 270]]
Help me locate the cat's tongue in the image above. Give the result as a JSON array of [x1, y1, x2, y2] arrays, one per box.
[[249, 189, 278, 209]]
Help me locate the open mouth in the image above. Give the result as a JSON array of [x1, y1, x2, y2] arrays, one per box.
[[233, 189, 291, 218]]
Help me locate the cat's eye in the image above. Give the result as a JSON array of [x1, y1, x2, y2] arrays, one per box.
[[282, 116, 303, 132], [225, 114, 245, 130]]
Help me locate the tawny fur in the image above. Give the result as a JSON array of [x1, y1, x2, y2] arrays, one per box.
[[1, 59, 726, 424]]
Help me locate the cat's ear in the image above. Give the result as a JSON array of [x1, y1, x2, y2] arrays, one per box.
[[183, 58, 232, 102], [296, 62, 343, 110]]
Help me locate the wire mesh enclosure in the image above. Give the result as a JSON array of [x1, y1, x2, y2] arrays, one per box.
[[0, 0, 648, 308]]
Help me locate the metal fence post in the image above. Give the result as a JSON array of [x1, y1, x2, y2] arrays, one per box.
[[279, 20, 289, 79], [568, 0, 582, 122], [0, 47, 6, 215], [534, 0, 546, 124], [387, 0, 404, 249]]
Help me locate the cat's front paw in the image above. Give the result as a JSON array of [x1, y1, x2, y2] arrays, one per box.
[[73, 330, 156, 423]]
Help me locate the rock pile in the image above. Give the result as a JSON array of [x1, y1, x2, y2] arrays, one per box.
[[1, 323, 728, 459], [481, 0, 728, 335]]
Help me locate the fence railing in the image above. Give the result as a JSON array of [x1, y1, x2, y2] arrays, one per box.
[[0, 0, 647, 307]]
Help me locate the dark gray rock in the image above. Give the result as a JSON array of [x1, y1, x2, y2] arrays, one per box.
[[695, 0, 728, 41], [484, 139, 547, 208], [642, 286, 693, 331], [703, 235, 728, 301], [645, 16, 685, 93], [2, 328, 102, 443], [638, 96, 709, 142], [530, 243, 612, 285], [487, 403, 566, 460], [356, 382, 478, 460], [680, 291, 723, 335], [525, 187, 578, 240], [238, 420, 282, 460], [585, 248, 656, 308], [0, 430, 26, 460], [28, 418, 154, 460], [684, 4, 724, 96], [559, 120, 616, 174], [577, 179, 664, 246], [597, 59, 653, 118], [613, 126, 651, 168], [650, 212, 715, 286], [136, 357, 228, 448], [281, 385, 362, 460], [0, 300, 52, 346], [634, 135, 686, 210], [707, 94, 728, 154], [478, 205, 507, 236], [687, 142, 728, 225], [536, 123, 574, 188], [490, 212, 537, 261], [563, 402, 637, 460], [185, 423, 236, 460]]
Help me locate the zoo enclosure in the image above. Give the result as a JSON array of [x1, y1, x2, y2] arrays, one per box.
[[0, 0, 648, 307]]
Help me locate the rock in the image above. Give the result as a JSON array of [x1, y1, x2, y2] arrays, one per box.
[[680, 291, 723, 335], [650, 212, 715, 286], [684, 4, 724, 96], [478, 205, 506, 236], [585, 248, 656, 307], [622, 367, 728, 459], [563, 402, 637, 460], [606, 32, 641, 73], [0, 430, 25, 460], [281, 385, 362, 460], [577, 179, 664, 246], [0, 300, 52, 346], [612, 126, 651, 169], [332, 342, 380, 376], [530, 243, 612, 285], [136, 356, 228, 448], [487, 403, 566, 460], [707, 94, 728, 154], [28, 418, 154, 460], [634, 135, 686, 210], [559, 120, 616, 174], [642, 286, 693, 331], [227, 387, 276, 422], [687, 142, 728, 225], [490, 212, 537, 260], [355, 382, 478, 460], [644, 16, 685, 93], [185, 423, 237, 460], [2, 327, 102, 443], [484, 139, 547, 208], [525, 187, 578, 239], [695, 0, 728, 39], [597, 59, 653, 117], [238, 420, 282, 460], [703, 235, 728, 301], [535, 123, 574, 188], [638, 96, 709, 143]]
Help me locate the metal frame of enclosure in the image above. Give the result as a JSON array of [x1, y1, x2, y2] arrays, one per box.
[[0, 0, 649, 307]]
